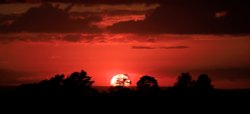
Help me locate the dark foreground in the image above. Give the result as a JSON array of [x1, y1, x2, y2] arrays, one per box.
[[1, 71, 249, 112], [1, 87, 250, 113], [1, 86, 250, 102]]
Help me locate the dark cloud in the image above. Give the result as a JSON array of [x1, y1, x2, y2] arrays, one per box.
[[101, 10, 152, 16], [0, 33, 191, 43], [159, 46, 189, 49], [0, 14, 19, 32], [1, 0, 158, 4], [108, 0, 250, 34], [0, 14, 20, 25], [1, 3, 102, 33], [0, 33, 102, 43], [132, 45, 189, 49], [70, 9, 153, 16], [0, 68, 36, 86], [132, 46, 155, 49], [61, 34, 99, 42]]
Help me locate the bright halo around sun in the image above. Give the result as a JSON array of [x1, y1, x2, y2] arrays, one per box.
[[110, 74, 131, 87]]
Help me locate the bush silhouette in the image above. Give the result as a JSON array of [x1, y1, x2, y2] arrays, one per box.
[[136, 75, 160, 96], [174, 72, 192, 89], [194, 74, 214, 94], [15, 70, 97, 97], [63, 70, 94, 92]]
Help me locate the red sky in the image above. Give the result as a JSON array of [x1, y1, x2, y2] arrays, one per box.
[[0, 34, 249, 89], [0, 1, 250, 89]]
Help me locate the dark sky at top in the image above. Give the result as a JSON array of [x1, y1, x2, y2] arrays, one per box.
[[109, 0, 250, 34], [0, 0, 250, 34], [1, 0, 156, 4]]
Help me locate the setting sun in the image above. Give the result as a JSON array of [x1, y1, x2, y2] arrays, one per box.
[[110, 74, 131, 87], [1, 0, 250, 100]]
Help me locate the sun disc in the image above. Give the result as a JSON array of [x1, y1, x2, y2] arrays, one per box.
[[110, 74, 131, 87]]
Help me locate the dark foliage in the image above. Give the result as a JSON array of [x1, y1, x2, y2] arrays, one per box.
[[136, 75, 160, 96], [9, 69, 250, 100], [15, 70, 97, 97]]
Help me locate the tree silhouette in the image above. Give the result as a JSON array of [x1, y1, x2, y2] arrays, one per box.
[[137, 76, 159, 89], [12, 70, 232, 98], [194, 74, 213, 94], [63, 70, 95, 96], [15, 70, 96, 97], [37, 74, 65, 95], [136, 75, 160, 96], [174, 73, 192, 89], [173, 72, 193, 95]]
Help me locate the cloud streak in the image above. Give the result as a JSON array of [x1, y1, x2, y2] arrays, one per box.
[[0, 0, 158, 4], [132, 45, 189, 49], [1, 33, 249, 44], [159, 46, 189, 49], [132, 46, 155, 49], [0, 33, 101, 43]]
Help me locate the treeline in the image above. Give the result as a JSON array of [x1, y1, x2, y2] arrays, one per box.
[[13, 70, 216, 97]]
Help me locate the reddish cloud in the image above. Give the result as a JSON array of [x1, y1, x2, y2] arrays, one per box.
[[2, 33, 246, 44], [159, 46, 189, 49], [132, 45, 189, 49], [132, 46, 155, 49]]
